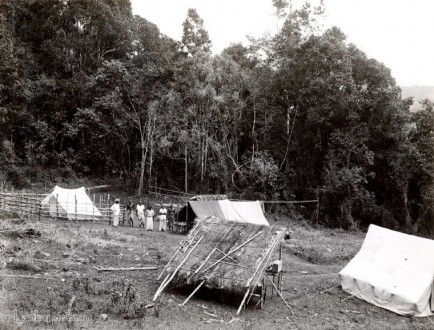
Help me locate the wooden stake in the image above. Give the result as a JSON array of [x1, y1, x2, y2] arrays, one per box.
[[153, 235, 204, 302], [265, 273, 294, 316], [179, 280, 205, 306]]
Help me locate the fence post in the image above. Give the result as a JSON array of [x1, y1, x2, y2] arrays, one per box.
[[75, 195, 77, 223], [92, 193, 95, 223]]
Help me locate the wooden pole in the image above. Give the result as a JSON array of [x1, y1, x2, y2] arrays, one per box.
[[236, 288, 250, 315], [179, 280, 205, 306], [201, 231, 263, 273], [266, 274, 294, 316], [153, 235, 204, 302], [157, 232, 199, 280], [215, 248, 237, 263], [278, 242, 283, 290], [188, 223, 235, 281], [247, 230, 286, 304]]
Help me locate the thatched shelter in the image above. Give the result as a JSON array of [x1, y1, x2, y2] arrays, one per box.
[[154, 217, 287, 314]]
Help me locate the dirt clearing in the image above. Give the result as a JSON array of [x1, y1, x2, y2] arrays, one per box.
[[0, 213, 432, 329]]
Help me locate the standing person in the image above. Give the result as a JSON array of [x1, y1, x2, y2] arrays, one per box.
[[110, 198, 120, 227], [158, 204, 168, 232], [145, 205, 154, 231], [167, 204, 176, 231], [126, 200, 134, 226], [136, 201, 145, 227]]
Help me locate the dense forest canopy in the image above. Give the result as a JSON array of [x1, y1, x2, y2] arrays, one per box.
[[0, 0, 432, 235]]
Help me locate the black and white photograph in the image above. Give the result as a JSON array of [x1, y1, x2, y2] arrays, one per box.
[[0, 0, 433, 329]]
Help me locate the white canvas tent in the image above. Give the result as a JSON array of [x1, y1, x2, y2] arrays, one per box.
[[340, 225, 434, 317], [188, 200, 269, 226], [41, 185, 102, 220]]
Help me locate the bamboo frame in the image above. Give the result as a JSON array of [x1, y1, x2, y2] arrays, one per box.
[[247, 230, 286, 305], [188, 222, 235, 281], [201, 231, 263, 273], [153, 235, 204, 302], [179, 280, 205, 306], [157, 232, 199, 280]]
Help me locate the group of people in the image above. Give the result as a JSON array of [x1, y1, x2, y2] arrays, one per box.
[[110, 199, 176, 231]]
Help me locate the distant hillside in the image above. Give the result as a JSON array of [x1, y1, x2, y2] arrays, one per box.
[[401, 86, 434, 111]]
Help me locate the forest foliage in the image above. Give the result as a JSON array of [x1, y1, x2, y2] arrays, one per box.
[[0, 0, 432, 235]]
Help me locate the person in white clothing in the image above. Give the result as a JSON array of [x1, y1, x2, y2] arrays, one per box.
[[136, 201, 145, 227], [145, 206, 154, 231], [158, 204, 167, 231], [110, 199, 120, 227]]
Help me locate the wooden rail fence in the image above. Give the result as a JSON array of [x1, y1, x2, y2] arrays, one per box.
[[0, 190, 126, 223]]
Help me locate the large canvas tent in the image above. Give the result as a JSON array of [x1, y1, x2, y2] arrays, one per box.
[[340, 225, 434, 317], [186, 200, 269, 226], [41, 185, 102, 220]]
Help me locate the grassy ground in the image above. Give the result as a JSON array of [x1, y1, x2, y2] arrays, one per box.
[[0, 211, 432, 330]]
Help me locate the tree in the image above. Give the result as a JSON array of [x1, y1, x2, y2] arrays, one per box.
[[181, 8, 212, 56]]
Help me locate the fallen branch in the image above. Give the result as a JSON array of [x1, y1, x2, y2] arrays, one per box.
[[320, 283, 341, 295], [67, 296, 76, 315], [93, 266, 157, 272], [0, 274, 57, 279], [203, 310, 217, 317], [341, 294, 355, 302]]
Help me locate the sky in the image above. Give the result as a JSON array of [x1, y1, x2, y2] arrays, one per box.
[[130, 0, 434, 86]]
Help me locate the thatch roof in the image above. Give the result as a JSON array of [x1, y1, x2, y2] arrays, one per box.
[[158, 217, 286, 297]]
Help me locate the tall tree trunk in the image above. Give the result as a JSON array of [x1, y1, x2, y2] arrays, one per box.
[[403, 182, 412, 231], [148, 138, 154, 204], [252, 103, 256, 162], [138, 136, 148, 196], [138, 144, 146, 196], [184, 144, 188, 193]]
